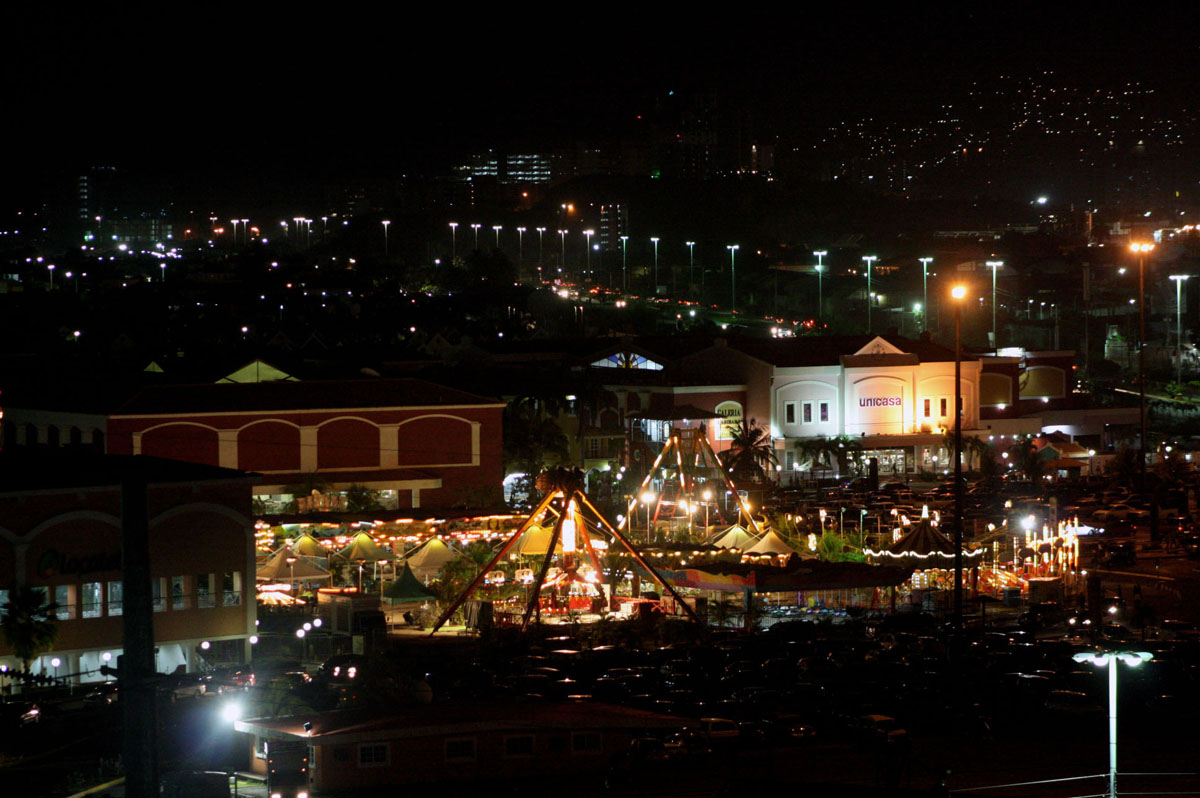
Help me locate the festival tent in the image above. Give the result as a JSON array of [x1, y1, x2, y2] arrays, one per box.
[[335, 532, 394, 563], [291, 532, 328, 558], [255, 546, 332, 582], [404, 537, 463, 582], [710, 525, 760, 550], [384, 562, 436, 604], [745, 528, 803, 556], [514, 523, 606, 556], [864, 520, 984, 570]]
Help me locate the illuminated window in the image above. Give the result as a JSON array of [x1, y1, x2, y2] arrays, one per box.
[[802, 403, 813, 424], [820, 402, 830, 423], [152, 578, 166, 612], [592, 352, 663, 370], [172, 576, 187, 610], [222, 571, 242, 607], [107, 581, 123, 616], [784, 402, 796, 425], [196, 573, 215, 608], [923, 399, 931, 418], [81, 582, 103, 618], [54, 585, 72, 620], [940, 398, 948, 417]]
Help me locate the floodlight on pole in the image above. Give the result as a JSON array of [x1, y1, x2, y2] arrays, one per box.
[[381, 220, 391, 257], [951, 283, 967, 635], [470, 223, 481, 249], [650, 237, 660, 291], [686, 241, 696, 288], [985, 260, 1003, 347], [919, 257, 933, 330], [1131, 242, 1154, 504], [620, 236, 629, 291], [862, 256, 878, 332], [1171, 275, 1189, 385], [727, 245, 739, 314], [448, 222, 458, 259], [1072, 649, 1154, 798]]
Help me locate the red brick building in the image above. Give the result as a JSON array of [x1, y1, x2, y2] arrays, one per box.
[[96, 379, 504, 513], [0, 452, 256, 681]]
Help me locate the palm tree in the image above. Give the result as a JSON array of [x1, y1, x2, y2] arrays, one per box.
[[1, 586, 59, 676], [718, 419, 776, 482], [796, 435, 864, 477]]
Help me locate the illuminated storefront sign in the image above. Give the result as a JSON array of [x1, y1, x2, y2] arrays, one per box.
[[715, 401, 743, 440], [859, 397, 902, 407]]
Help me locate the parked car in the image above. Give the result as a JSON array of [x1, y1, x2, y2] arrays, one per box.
[[0, 701, 40, 731]]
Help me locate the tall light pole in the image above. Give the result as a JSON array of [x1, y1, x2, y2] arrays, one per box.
[[951, 284, 967, 636], [686, 241, 696, 290], [583, 229, 594, 277], [919, 257, 933, 330], [536, 227, 546, 277], [448, 222, 458, 260], [230, 219, 240, 245], [862, 255, 878, 332], [516, 227, 526, 272], [470, 223, 481, 249], [382, 220, 391, 257], [558, 229, 567, 275], [492, 225, 502, 248], [242, 219, 251, 246], [620, 235, 629, 292], [1171, 274, 1189, 385], [986, 260, 1004, 347], [1072, 649, 1154, 798], [650, 237, 660, 292], [727, 245, 739, 314], [1132, 242, 1154, 500], [814, 251, 827, 324]]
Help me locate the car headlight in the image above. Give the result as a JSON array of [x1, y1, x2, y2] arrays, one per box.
[[271, 793, 282, 798], [298, 792, 309, 798]]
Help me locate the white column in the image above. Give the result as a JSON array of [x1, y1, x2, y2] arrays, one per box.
[[299, 426, 318, 471], [217, 429, 238, 469], [131, 431, 143, 455], [379, 425, 399, 468], [470, 421, 481, 466]]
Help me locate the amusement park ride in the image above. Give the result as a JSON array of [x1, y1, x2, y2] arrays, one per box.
[[430, 467, 702, 634], [620, 427, 763, 539], [430, 427, 769, 634]]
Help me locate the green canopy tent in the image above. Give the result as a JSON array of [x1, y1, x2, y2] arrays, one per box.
[[384, 563, 436, 605]]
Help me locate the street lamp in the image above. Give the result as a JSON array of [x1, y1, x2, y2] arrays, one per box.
[[242, 219, 251, 246], [1131, 242, 1154, 503], [516, 227, 526, 271], [727, 245, 739, 314], [686, 241, 696, 290], [536, 227, 546, 278], [583, 229, 594, 276], [1170, 274, 1189, 385], [493, 225, 502, 248], [862, 256, 878, 332], [620, 235, 629, 291], [382, 220, 391, 257], [985, 260, 1004, 348], [641, 491, 656, 541], [448, 222, 458, 260], [558, 229, 567, 275], [650, 237, 660, 291], [814, 251, 828, 323], [1072, 649, 1154, 798], [230, 219, 240, 245], [470, 223, 481, 249], [919, 257, 933, 330], [951, 284, 968, 635]]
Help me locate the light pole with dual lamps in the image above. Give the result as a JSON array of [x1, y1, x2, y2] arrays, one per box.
[[1072, 649, 1154, 798], [1170, 274, 1189, 385], [727, 245, 739, 314], [985, 260, 1003, 347], [470, 223, 481, 250], [448, 222, 458, 260], [620, 236, 629, 291], [536, 227, 546, 274], [686, 241, 695, 290], [919, 257, 933, 329], [814, 251, 828, 323], [583, 229, 594, 276], [516, 227, 526, 272], [650, 237, 659, 291], [493, 225, 502, 248], [862, 255, 878, 332], [382, 220, 391, 257]]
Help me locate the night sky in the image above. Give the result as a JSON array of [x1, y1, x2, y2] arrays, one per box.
[[6, 6, 1200, 207]]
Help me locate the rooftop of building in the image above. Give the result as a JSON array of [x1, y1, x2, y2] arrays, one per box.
[[0, 450, 253, 493]]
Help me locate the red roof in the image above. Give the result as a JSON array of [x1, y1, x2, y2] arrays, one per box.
[[113, 378, 504, 416]]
